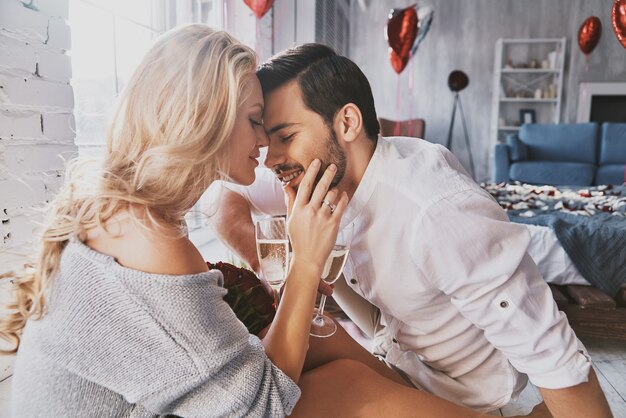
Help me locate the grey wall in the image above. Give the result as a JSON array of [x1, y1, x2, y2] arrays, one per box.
[[349, 0, 626, 181]]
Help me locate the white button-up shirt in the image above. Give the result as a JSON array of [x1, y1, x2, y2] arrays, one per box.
[[219, 137, 591, 411]]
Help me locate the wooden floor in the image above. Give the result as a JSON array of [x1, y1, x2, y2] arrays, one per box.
[[0, 337, 623, 417]]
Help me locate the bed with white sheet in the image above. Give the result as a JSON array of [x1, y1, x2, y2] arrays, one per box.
[[483, 182, 626, 298]]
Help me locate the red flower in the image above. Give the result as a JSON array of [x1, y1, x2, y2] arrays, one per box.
[[207, 261, 276, 335]]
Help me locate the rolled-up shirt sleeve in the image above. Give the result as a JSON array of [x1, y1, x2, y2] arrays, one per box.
[[412, 188, 591, 389]]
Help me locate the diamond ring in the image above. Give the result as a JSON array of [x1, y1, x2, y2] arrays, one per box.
[[322, 199, 336, 213]]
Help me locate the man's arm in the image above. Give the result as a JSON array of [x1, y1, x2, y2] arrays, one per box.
[[539, 368, 612, 418], [412, 189, 611, 418], [207, 188, 260, 273]]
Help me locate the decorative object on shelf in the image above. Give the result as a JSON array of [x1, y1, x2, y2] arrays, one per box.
[[243, 0, 274, 19], [578, 16, 602, 55], [612, 0, 626, 49], [547, 83, 557, 98], [547, 50, 558, 68], [519, 109, 536, 125], [386, 5, 418, 74], [445, 70, 475, 179]]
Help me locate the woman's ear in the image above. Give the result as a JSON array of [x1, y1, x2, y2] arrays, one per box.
[[335, 103, 363, 143]]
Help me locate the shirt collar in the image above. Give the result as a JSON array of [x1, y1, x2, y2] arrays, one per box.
[[341, 135, 384, 229]]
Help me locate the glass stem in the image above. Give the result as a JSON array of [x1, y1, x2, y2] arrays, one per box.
[[315, 294, 328, 321], [270, 284, 281, 309]]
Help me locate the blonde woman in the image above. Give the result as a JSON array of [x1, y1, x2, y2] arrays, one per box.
[[0, 25, 549, 417]]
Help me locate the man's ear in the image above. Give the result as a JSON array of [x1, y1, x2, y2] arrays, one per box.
[[335, 103, 363, 143]]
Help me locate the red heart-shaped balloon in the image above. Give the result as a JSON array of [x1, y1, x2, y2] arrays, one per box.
[[612, 0, 626, 49], [244, 0, 275, 19], [578, 16, 602, 55], [389, 48, 409, 74], [386, 5, 418, 73]]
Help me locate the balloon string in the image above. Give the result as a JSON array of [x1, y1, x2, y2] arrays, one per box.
[[223, 0, 228, 31], [256, 18, 261, 54], [395, 76, 401, 136], [408, 51, 414, 137]]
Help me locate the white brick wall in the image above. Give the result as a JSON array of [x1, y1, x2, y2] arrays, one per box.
[[0, 0, 75, 382]]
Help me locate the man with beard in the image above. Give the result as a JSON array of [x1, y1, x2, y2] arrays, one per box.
[[207, 44, 611, 417]]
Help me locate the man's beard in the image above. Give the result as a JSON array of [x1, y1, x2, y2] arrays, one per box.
[[273, 126, 347, 190], [314, 127, 347, 189]]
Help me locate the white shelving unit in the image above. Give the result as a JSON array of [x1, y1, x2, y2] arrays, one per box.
[[489, 38, 566, 148]]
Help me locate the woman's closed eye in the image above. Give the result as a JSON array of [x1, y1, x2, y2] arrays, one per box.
[[249, 118, 263, 127]]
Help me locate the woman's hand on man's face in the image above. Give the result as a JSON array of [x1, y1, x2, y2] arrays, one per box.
[[283, 159, 349, 277]]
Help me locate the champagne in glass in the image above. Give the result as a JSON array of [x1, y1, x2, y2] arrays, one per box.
[[255, 216, 289, 304], [321, 247, 349, 284], [310, 224, 353, 338]]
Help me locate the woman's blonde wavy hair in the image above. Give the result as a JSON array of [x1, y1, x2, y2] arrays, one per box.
[[0, 24, 256, 353]]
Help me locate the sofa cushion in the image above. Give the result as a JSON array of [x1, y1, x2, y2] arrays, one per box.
[[599, 123, 626, 165], [519, 123, 598, 164], [493, 143, 511, 183], [596, 164, 626, 185], [506, 134, 528, 161], [510, 161, 595, 186]]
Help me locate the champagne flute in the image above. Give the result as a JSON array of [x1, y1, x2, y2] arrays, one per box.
[[255, 216, 290, 306], [310, 223, 353, 338]]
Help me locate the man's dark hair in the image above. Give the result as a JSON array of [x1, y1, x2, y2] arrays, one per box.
[[257, 43, 379, 140]]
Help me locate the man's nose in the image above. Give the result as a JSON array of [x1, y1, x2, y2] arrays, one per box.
[[264, 141, 284, 169]]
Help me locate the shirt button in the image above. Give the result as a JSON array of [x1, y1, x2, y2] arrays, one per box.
[[500, 301, 509, 308], [350, 278, 357, 284], [579, 349, 590, 361]]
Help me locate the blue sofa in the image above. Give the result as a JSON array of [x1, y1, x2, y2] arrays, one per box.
[[494, 122, 626, 186]]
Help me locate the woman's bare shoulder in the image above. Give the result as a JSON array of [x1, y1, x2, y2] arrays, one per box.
[[85, 217, 208, 276]]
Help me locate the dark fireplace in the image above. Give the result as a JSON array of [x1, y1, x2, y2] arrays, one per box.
[[589, 95, 626, 123]]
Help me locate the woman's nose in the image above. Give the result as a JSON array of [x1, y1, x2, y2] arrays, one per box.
[[256, 127, 269, 148]]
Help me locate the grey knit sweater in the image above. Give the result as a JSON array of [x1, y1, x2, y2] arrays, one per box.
[[11, 239, 301, 417]]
